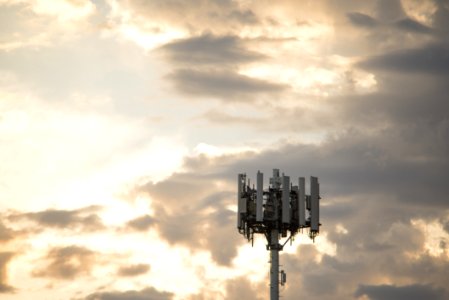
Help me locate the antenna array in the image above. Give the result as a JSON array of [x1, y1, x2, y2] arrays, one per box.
[[237, 169, 321, 300]]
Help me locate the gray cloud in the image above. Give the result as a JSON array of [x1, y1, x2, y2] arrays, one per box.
[[0, 252, 15, 293], [167, 68, 286, 101], [354, 284, 447, 300], [82, 287, 173, 300], [9, 206, 104, 232], [197, 105, 331, 133], [117, 264, 150, 277], [394, 18, 433, 34], [221, 277, 265, 300], [122, 0, 261, 35], [359, 42, 449, 75], [137, 171, 242, 265], [33, 245, 97, 280], [347, 12, 378, 28], [124, 215, 154, 231], [227, 9, 259, 24], [187, 276, 265, 300], [374, 0, 406, 23], [347, 12, 432, 34], [159, 34, 265, 65], [433, 0, 449, 33], [0, 222, 14, 243], [158, 32, 287, 101]]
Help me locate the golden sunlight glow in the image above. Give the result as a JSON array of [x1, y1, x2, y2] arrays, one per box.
[[30, 0, 95, 21], [118, 24, 187, 51], [402, 0, 437, 26], [193, 143, 259, 158], [412, 219, 449, 258]]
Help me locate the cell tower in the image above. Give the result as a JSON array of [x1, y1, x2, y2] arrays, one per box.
[[237, 169, 321, 300]]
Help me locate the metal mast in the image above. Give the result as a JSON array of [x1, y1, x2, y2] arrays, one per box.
[[237, 169, 321, 300]]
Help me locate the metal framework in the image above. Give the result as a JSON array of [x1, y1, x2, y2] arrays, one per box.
[[237, 169, 321, 300]]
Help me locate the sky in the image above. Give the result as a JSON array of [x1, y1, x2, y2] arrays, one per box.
[[1, 0, 449, 299]]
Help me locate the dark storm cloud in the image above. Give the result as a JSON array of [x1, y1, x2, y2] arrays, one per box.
[[9, 206, 104, 232], [359, 43, 449, 75], [0, 252, 15, 293], [124, 215, 154, 231], [159, 34, 265, 65], [167, 68, 286, 100], [33, 245, 97, 280], [354, 284, 447, 300], [117, 264, 150, 277], [82, 287, 173, 300]]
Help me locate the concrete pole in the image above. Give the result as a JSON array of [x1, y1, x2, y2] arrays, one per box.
[[270, 229, 279, 300]]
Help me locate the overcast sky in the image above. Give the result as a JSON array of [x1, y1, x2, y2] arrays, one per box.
[[1, 0, 449, 299]]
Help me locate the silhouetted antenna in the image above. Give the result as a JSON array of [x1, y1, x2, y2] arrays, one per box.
[[237, 169, 322, 300]]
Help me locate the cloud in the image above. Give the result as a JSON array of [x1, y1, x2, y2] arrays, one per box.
[[394, 18, 433, 34], [0, 221, 14, 243], [158, 33, 286, 101], [167, 68, 287, 101], [159, 34, 266, 65], [0, 0, 95, 51], [112, 0, 260, 36], [227, 9, 259, 25], [223, 277, 265, 300], [374, 0, 406, 23], [9, 206, 104, 232], [117, 264, 150, 277], [354, 284, 447, 300], [133, 93, 449, 281], [82, 287, 173, 300], [124, 215, 154, 231], [197, 105, 330, 133], [136, 170, 242, 265], [33, 245, 97, 280], [433, 0, 449, 33], [0, 252, 15, 293], [187, 276, 265, 300], [347, 12, 378, 28], [359, 42, 449, 75]]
